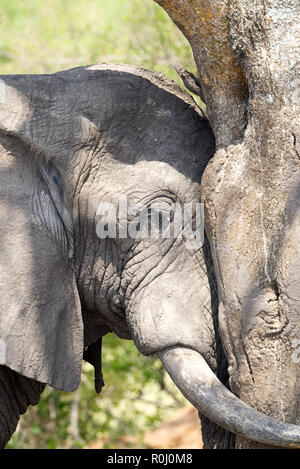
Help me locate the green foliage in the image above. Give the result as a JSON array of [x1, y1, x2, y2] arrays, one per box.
[[0, 0, 195, 83], [1, 0, 196, 449], [7, 334, 185, 449]]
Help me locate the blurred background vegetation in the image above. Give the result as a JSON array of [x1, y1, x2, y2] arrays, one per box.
[[0, 0, 195, 79], [1, 0, 198, 449]]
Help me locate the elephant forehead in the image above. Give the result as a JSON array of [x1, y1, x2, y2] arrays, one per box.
[[97, 159, 201, 203]]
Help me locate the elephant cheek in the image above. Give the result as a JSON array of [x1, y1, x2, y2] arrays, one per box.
[[125, 269, 216, 371]]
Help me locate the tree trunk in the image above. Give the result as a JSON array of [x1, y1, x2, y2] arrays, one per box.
[[155, 0, 299, 449]]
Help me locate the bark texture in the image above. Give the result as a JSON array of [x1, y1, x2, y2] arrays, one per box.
[[156, 0, 249, 148], [156, 0, 300, 449]]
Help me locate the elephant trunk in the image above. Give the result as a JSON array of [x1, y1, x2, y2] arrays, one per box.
[[125, 245, 300, 448], [0, 366, 45, 448], [159, 346, 300, 448]]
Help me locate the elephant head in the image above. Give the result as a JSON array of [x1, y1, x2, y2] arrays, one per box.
[[0, 64, 299, 448]]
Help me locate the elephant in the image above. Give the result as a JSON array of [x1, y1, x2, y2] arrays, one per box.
[[0, 64, 299, 449]]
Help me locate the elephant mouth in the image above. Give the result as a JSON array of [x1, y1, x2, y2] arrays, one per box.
[[159, 346, 300, 448]]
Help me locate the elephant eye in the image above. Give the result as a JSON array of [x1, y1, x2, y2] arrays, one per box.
[[127, 197, 177, 240], [148, 201, 175, 234]]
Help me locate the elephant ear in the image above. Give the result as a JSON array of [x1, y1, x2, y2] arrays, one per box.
[[0, 135, 83, 392]]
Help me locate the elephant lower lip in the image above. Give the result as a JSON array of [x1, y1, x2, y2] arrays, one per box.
[[159, 346, 300, 448]]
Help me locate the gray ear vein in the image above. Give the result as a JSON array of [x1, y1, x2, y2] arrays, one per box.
[[34, 161, 74, 257]]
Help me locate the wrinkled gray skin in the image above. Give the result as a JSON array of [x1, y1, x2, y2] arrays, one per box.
[[0, 65, 299, 449]]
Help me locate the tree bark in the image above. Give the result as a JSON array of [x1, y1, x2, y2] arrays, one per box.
[[156, 0, 249, 148]]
